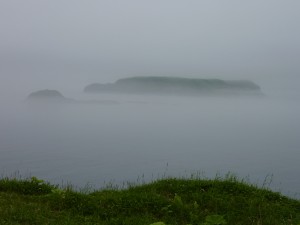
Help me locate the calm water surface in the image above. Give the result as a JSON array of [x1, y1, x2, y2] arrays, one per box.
[[0, 94, 299, 198]]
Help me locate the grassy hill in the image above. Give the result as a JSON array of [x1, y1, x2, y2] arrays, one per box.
[[0, 176, 299, 225]]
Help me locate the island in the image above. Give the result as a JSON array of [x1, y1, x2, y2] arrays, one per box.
[[28, 90, 65, 99], [27, 89, 118, 105], [84, 76, 263, 96], [27, 89, 74, 103]]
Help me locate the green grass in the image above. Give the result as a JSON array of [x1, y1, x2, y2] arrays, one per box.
[[0, 176, 300, 225]]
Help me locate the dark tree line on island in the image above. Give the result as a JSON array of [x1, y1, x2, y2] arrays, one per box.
[[84, 76, 262, 96]]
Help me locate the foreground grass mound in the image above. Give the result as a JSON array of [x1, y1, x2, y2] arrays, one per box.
[[0, 177, 299, 225]]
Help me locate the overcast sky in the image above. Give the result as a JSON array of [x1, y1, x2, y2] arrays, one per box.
[[0, 0, 299, 97]]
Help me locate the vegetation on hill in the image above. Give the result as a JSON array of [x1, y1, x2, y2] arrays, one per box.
[[0, 176, 299, 225]]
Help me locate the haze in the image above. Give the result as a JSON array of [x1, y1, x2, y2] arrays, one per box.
[[1, 0, 300, 99], [0, 1, 299, 197]]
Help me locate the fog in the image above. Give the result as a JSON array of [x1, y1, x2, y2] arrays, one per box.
[[0, 1, 300, 197], [1, 94, 300, 197]]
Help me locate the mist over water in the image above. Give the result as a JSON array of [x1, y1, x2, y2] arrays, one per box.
[[0, 0, 300, 199], [1, 92, 299, 198]]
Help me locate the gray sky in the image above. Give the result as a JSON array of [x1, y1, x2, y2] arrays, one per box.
[[0, 0, 299, 97]]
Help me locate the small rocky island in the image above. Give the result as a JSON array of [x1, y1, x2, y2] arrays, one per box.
[[27, 89, 118, 105], [84, 76, 263, 96], [27, 90, 73, 103], [28, 90, 64, 98]]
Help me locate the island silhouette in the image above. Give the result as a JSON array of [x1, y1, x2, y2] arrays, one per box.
[[84, 76, 262, 96], [27, 89, 117, 105]]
